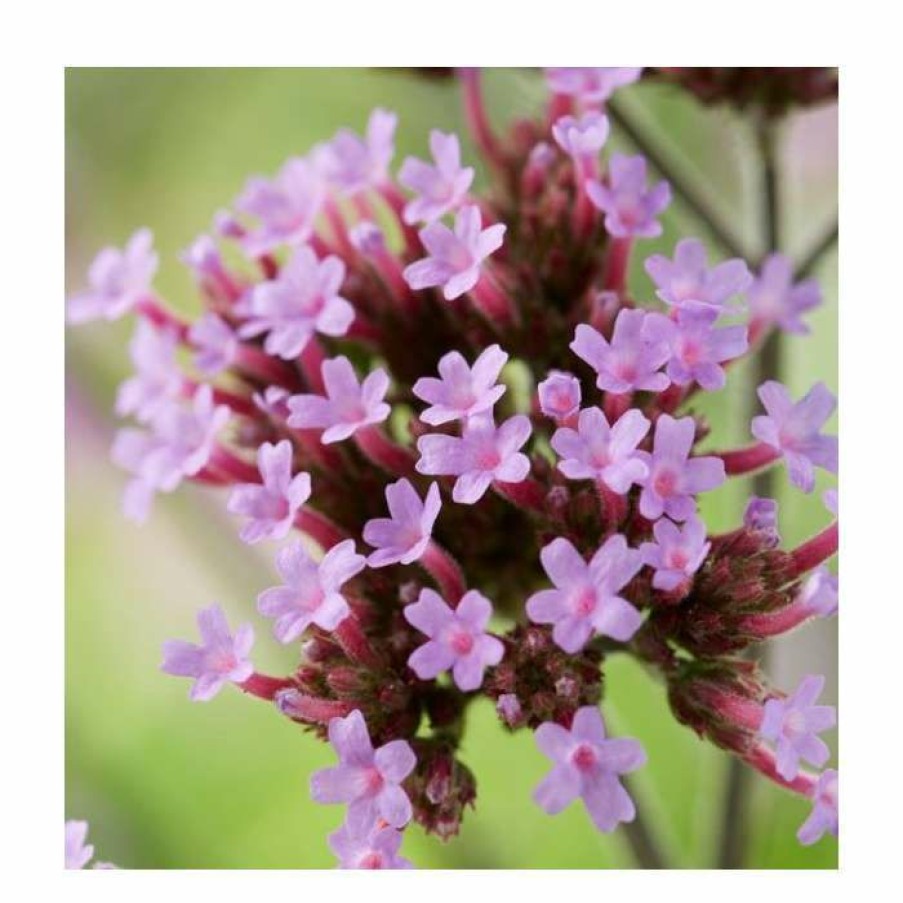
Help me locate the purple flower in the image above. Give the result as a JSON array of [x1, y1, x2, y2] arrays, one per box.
[[744, 496, 781, 546], [328, 813, 413, 869], [363, 479, 442, 568], [404, 588, 504, 691], [316, 108, 397, 194], [111, 386, 230, 523], [798, 567, 838, 618], [748, 253, 822, 334], [235, 158, 324, 255], [526, 535, 644, 652], [640, 515, 710, 591], [533, 706, 646, 833], [412, 344, 508, 426], [545, 68, 643, 104], [348, 220, 386, 255], [227, 440, 312, 544], [550, 407, 650, 493], [642, 306, 749, 391], [760, 675, 836, 781], [751, 381, 838, 493], [644, 238, 752, 314], [586, 154, 671, 238], [310, 709, 416, 828], [67, 228, 157, 324], [551, 112, 610, 161], [189, 312, 238, 376], [571, 311, 671, 394], [65, 820, 94, 869], [403, 205, 506, 301], [160, 603, 254, 701], [416, 414, 532, 505], [636, 414, 726, 521], [180, 234, 223, 282], [399, 129, 474, 225], [237, 246, 354, 359], [115, 321, 183, 423], [257, 539, 365, 644], [538, 370, 582, 422], [287, 356, 391, 443], [797, 769, 838, 846]]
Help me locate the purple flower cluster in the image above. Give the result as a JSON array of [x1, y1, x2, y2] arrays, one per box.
[[67, 69, 837, 868]]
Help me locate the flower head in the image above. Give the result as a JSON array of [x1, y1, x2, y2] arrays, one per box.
[[257, 539, 365, 643], [160, 603, 254, 701], [416, 414, 532, 504], [404, 588, 504, 691], [748, 253, 822, 334], [287, 356, 391, 443], [399, 129, 474, 224], [751, 381, 838, 493], [640, 515, 710, 591], [111, 386, 230, 522], [571, 312, 671, 394], [642, 306, 749, 391], [316, 108, 397, 194], [328, 813, 413, 869], [551, 112, 610, 161], [67, 228, 157, 324], [550, 407, 650, 493], [403, 205, 506, 301], [238, 246, 354, 359], [538, 370, 582, 422], [235, 158, 324, 255], [364, 479, 442, 568], [227, 440, 311, 544], [527, 535, 644, 652], [545, 68, 644, 104], [586, 154, 671, 238], [759, 674, 836, 780], [310, 709, 416, 828], [189, 312, 238, 376], [533, 706, 646, 832], [115, 320, 183, 423], [797, 769, 838, 846], [636, 414, 726, 521], [413, 344, 508, 426], [644, 238, 752, 314]]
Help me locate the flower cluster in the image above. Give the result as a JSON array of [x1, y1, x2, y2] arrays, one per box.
[[68, 69, 838, 867]]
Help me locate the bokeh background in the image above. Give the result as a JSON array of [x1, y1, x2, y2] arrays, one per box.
[[65, 68, 838, 869]]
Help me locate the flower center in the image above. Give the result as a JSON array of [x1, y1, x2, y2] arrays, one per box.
[[573, 586, 597, 617], [449, 629, 475, 655], [653, 467, 679, 498], [358, 852, 385, 869], [667, 548, 689, 570], [571, 743, 598, 772]]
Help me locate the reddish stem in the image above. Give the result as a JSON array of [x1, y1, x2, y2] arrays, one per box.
[[298, 340, 326, 393], [718, 441, 781, 476], [275, 689, 354, 724], [354, 425, 417, 477], [207, 445, 260, 483], [136, 297, 190, 340], [602, 237, 633, 293], [235, 345, 300, 390], [740, 601, 813, 639], [493, 478, 547, 514], [421, 540, 467, 604], [471, 274, 517, 327], [334, 616, 382, 670], [742, 742, 818, 798], [294, 507, 350, 550], [789, 522, 839, 578], [459, 68, 505, 171]]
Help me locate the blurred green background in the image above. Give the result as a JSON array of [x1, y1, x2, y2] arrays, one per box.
[[65, 68, 838, 869]]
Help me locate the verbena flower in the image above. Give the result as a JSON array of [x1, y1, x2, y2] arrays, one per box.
[[364, 479, 441, 567], [640, 515, 711, 592], [328, 813, 413, 870], [545, 68, 644, 105], [537, 370, 582, 422], [586, 153, 671, 238], [399, 129, 474, 224], [797, 769, 838, 846], [748, 252, 822, 335]]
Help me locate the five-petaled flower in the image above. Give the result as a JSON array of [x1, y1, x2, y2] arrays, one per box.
[[798, 567, 838, 618], [586, 153, 671, 238], [758, 675, 836, 780], [403, 205, 506, 301], [189, 312, 238, 377], [115, 320, 183, 423], [751, 380, 838, 493], [160, 603, 254, 701], [551, 112, 610, 167], [550, 407, 650, 493], [635, 414, 726, 521], [328, 812, 413, 870], [364, 479, 442, 568], [404, 588, 504, 691], [527, 536, 645, 652], [544, 67, 643, 105], [416, 414, 532, 504], [316, 108, 397, 194], [797, 769, 838, 846], [310, 709, 416, 828], [640, 515, 711, 592], [413, 344, 508, 426], [227, 440, 312, 544], [287, 356, 391, 443], [748, 253, 822, 335], [399, 129, 474, 225], [257, 539, 366, 644], [533, 706, 646, 833]]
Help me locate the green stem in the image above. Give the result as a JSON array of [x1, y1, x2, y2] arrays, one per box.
[[621, 776, 668, 868]]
